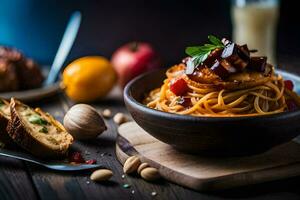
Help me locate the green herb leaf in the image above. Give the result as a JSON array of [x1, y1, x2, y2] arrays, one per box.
[[39, 127, 48, 133], [0, 100, 4, 107], [208, 35, 223, 46], [193, 52, 210, 67], [29, 115, 49, 125], [185, 35, 224, 74], [185, 47, 203, 56]]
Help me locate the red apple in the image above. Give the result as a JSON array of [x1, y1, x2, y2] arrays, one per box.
[[111, 42, 161, 88]]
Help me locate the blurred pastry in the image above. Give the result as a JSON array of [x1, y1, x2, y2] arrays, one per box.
[[0, 46, 44, 92]]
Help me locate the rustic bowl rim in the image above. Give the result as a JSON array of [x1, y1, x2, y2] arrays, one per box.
[[124, 69, 300, 122]]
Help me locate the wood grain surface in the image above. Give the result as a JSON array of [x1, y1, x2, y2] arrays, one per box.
[[0, 157, 38, 200], [116, 122, 300, 191]]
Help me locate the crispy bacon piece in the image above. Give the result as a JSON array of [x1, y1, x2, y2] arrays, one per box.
[[248, 57, 267, 72], [183, 38, 275, 84], [203, 48, 223, 66], [221, 43, 250, 71], [188, 67, 221, 84], [85, 159, 97, 164], [211, 60, 231, 79]]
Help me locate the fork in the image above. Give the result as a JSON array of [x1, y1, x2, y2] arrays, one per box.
[[0, 149, 102, 171]]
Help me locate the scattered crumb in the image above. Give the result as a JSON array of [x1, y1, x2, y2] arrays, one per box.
[[85, 159, 97, 164], [121, 174, 125, 179], [100, 152, 107, 157], [86, 181, 90, 185], [113, 113, 127, 125], [131, 190, 135, 194], [102, 109, 112, 118], [151, 192, 157, 196]]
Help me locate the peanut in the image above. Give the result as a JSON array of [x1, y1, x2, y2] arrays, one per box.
[[102, 109, 112, 118], [137, 163, 149, 175], [113, 112, 127, 125], [140, 167, 160, 181], [90, 169, 113, 182], [123, 156, 141, 174]]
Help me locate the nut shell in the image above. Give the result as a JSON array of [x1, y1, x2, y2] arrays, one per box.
[[113, 113, 128, 125], [102, 109, 112, 118], [90, 169, 113, 182], [137, 163, 149, 174], [64, 104, 107, 140], [123, 155, 141, 174], [140, 167, 160, 181]]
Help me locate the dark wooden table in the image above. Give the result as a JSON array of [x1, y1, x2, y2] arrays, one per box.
[[1, 58, 300, 200]]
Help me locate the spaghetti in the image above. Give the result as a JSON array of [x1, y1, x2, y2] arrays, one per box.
[[144, 64, 300, 117], [145, 37, 300, 117]]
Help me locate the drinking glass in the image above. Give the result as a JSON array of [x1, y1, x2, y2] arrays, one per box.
[[231, 0, 280, 65]]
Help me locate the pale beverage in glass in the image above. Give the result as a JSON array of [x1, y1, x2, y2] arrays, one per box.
[[231, 0, 279, 65]]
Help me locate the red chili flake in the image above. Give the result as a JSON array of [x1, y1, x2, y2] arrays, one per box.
[[284, 80, 294, 91], [170, 78, 189, 96], [85, 159, 97, 165], [286, 99, 298, 111], [177, 97, 191, 107], [69, 152, 85, 163]]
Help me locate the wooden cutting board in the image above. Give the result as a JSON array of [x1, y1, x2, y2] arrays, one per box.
[[116, 121, 300, 191]]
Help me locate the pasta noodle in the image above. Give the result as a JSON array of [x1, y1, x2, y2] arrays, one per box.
[[144, 64, 300, 117]]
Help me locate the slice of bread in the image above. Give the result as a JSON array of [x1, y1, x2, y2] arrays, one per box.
[[0, 99, 13, 147], [7, 98, 73, 158]]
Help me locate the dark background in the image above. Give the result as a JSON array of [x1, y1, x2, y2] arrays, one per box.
[[0, 0, 299, 66]]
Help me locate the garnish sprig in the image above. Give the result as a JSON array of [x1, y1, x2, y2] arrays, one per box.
[[185, 35, 224, 74]]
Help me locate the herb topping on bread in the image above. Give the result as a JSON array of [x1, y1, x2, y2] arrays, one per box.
[[7, 98, 73, 157]]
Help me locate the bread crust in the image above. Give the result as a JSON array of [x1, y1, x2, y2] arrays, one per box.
[[0, 112, 10, 145], [0, 99, 14, 146], [7, 98, 73, 158]]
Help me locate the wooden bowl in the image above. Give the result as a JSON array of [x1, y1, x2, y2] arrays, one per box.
[[124, 69, 300, 156]]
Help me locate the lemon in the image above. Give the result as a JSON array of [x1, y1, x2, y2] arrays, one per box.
[[63, 56, 116, 102]]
